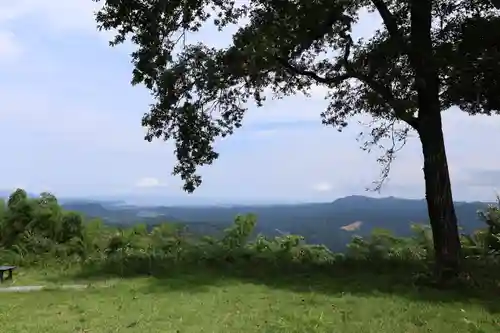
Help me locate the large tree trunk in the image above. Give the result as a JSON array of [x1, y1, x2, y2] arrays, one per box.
[[418, 111, 462, 280], [409, 0, 463, 281]]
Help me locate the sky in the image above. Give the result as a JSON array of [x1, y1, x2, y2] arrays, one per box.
[[0, 1, 499, 204]]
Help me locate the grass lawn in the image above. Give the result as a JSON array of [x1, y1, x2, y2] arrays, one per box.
[[1, 264, 499, 333]]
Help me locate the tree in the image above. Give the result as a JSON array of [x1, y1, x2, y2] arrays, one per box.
[[93, 0, 500, 279], [60, 211, 84, 243], [2, 189, 34, 246], [31, 192, 62, 240]]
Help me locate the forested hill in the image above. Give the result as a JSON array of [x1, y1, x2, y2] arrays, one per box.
[[57, 195, 491, 252]]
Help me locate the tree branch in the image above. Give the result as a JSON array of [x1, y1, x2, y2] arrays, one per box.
[[350, 71, 419, 129], [278, 40, 418, 130], [278, 63, 418, 130], [371, 0, 409, 52], [276, 57, 351, 85], [341, 38, 418, 129]]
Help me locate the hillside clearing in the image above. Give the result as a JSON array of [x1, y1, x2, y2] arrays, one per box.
[[1, 268, 498, 333]]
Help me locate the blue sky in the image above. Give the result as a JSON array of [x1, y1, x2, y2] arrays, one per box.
[[0, 1, 499, 204]]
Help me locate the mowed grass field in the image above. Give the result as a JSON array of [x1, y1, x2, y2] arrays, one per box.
[[1, 265, 499, 333]]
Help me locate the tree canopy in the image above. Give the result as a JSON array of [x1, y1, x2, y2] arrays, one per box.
[[0, 189, 84, 252], [93, 0, 500, 191]]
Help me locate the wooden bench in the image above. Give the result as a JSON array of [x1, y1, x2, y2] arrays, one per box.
[[0, 265, 16, 283]]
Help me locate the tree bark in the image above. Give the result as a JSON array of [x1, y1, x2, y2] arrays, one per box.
[[409, 0, 462, 281], [418, 111, 462, 281]]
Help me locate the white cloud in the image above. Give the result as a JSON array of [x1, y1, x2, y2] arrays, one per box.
[[312, 182, 333, 192], [135, 177, 165, 188], [0, 31, 22, 62]]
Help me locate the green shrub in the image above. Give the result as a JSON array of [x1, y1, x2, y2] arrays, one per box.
[[476, 197, 500, 254], [1, 188, 500, 283]]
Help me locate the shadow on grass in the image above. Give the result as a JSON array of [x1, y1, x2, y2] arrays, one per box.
[[60, 256, 500, 314]]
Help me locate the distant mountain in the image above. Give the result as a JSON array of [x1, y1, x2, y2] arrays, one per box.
[[58, 196, 492, 252], [58, 198, 127, 206], [1, 190, 491, 251]]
